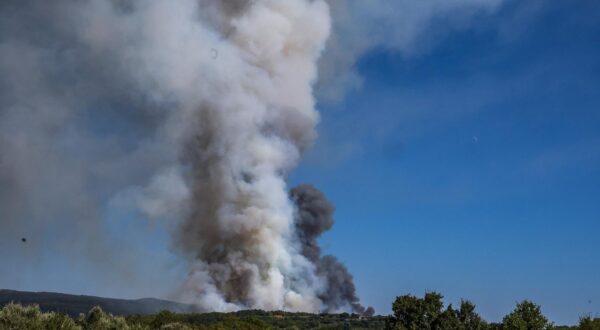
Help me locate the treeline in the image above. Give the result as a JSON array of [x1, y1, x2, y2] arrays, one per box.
[[386, 292, 599, 330], [0, 303, 387, 329], [1, 293, 599, 329]]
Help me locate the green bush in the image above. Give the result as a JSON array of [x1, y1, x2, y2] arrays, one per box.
[[0, 303, 80, 329], [78, 306, 134, 329], [0, 303, 152, 330]]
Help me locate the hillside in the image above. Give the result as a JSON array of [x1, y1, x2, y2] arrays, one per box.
[[0, 289, 193, 317], [0, 290, 386, 329]]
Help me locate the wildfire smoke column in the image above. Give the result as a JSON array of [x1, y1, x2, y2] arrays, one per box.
[[174, 0, 367, 313], [0, 0, 370, 314]]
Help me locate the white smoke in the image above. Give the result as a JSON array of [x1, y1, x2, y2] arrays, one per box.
[[165, 0, 335, 312], [0, 0, 508, 313], [83, 0, 336, 312], [0, 0, 363, 312]]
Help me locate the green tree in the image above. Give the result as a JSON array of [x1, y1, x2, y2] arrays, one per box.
[[458, 300, 488, 330], [501, 300, 552, 330], [150, 310, 178, 328], [388, 292, 445, 329], [432, 304, 463, 330], [387, 292, 489, 330], [579, 316, 600, 330]]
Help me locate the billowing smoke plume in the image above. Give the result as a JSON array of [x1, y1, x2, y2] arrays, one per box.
[[291, 184, 373, 315], [0, 0, 370, 314], [171, 0, 371, 313]]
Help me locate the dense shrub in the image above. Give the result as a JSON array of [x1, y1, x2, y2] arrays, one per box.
[[0, 303, 143, 330], [0, 303, 79, 329], [78, 305, 136, 329]]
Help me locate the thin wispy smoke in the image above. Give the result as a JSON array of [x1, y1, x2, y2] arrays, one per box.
[[318, 0, 505, 101]]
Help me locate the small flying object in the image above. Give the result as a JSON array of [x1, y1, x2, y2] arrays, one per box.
[[21, 237, 26, 243]]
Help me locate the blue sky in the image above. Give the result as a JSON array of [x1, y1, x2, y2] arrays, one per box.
[[292, 0, 600, 324], [1, 0, 598, 326]]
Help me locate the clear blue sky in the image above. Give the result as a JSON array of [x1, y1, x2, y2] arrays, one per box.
[[292, 1, 600, 325]]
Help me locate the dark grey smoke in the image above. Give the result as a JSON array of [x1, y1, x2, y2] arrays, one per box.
[[290, 184, 334, 262], [291, 184, 373, 315], [317, 256, 370, 315]]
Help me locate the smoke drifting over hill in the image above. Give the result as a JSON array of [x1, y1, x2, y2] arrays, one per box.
[[0, 0, 370, 314]]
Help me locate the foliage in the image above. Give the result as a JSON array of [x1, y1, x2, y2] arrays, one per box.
[[128, 309, 385, 329], [0, 302, 79, 329], [0, 297, 597, 330], [457, 300, 488, 330], [0, 303, 140, 330], [578, 316, 600, 330], [77, 305, 138, 329], [390, 292, 443, 329], [501, 300, 552, 330], [386, 292, 489, 330]]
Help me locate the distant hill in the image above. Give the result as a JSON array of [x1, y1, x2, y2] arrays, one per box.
[[0, 289, 194, 317], [0, 290, 388, 329]]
